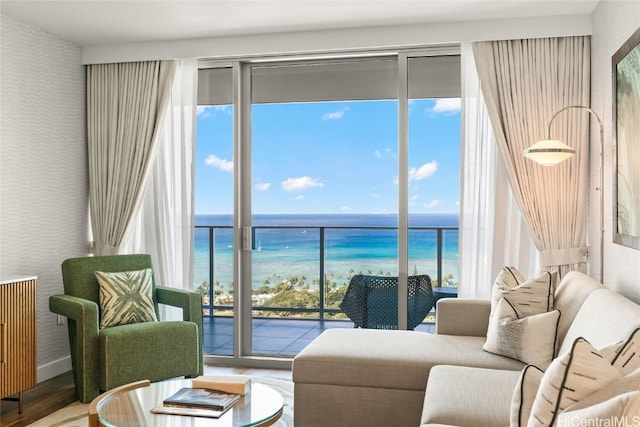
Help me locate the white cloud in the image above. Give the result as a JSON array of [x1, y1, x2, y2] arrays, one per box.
[[197, 106, 212, 116], [370, 193, 381, 198], [198, 105, 231, 117], [322, 107, 349, 121], [409, 161, 438, 181], [374, 149, 382, 159], [429, 98, 461, 114], [204, 155, 233, 172], [411, 195, 421, 201], [295, 195, 305, 200], [426, 199, 443, 209], [341, 206, 351, 211], [281, 176, 324, 192], [255, 183, 271, 191]]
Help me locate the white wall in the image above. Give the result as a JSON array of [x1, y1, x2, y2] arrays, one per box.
[[591, 1, 640, 303], [0, 15, 87, 381], [82, 14, 591, 64]]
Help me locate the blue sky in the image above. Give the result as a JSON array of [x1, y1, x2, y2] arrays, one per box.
[[195, 98, 460, 215]]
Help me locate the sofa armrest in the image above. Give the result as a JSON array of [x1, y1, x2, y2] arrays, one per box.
[[156, 286, 204, 376], [49, 294, 100, 402], [435, 299, 490, 337]]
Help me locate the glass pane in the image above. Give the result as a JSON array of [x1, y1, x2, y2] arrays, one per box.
[[195, 80, 234, 356], [408, 95, 461, 327], [251, 92, 398, 354]]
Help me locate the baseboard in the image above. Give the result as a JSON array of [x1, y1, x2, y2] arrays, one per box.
[[38, 356, 72, 383]]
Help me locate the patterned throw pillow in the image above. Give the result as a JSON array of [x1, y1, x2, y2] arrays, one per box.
[[511, 364, 545, 427], [527, 338, 622, 427], [483, 298, 560, 369], [95, 268, 158, 328], [556, 391, 640, 426], [491, 266, 526, 312], [607, 328, 640, 376], [491, 268, 557, 318]]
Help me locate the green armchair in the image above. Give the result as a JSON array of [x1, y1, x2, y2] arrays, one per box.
[[49, 254, 204, 403]]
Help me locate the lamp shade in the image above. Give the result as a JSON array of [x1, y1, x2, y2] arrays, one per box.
[[523, 139, 575, 166]]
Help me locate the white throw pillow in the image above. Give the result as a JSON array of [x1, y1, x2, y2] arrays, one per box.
[[484, 298, 560, 369], [492, 266, 526, 311], [511, 365, 544, 427], [558, 367, 640, 413], [555, 391, 640, 427], [527, 338, 622, 427], [610, 328, 640, 376], [491, 269, 557, 318]]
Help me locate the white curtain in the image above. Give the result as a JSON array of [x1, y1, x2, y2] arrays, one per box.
[[125, 59, 198, 292], [472, 37, 591, 278], [459, 43, 538, 299], [87, 61, 176, 255]]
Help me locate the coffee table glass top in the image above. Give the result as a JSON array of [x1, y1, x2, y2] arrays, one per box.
[[97, 378, 284, 427]]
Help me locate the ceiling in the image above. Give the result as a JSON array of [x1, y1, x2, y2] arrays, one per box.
[[1, 0, 599, 47]]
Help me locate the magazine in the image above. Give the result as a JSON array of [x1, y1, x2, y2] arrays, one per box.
[[162, 387, 241, 411]]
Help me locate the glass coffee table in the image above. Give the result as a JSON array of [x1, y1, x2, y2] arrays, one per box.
[[92, 378, 284, 427]]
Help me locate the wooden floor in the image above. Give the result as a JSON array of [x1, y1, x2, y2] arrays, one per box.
[[0, 366, 292, 427], [0, 370, 76, 427]]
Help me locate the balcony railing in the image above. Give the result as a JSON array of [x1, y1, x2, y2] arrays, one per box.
[[194, 225, 459, 319]]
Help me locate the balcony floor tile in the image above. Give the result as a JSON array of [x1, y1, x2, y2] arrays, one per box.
[[204, 316, 434, 357]]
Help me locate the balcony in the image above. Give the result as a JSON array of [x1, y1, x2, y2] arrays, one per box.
[[195, 222, 458, 357]]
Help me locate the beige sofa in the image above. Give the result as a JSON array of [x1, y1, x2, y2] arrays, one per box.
[[292, 271, 640, 426]]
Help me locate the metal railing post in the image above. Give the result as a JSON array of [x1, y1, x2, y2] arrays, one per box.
[[319, 227, 326, 320], [209, 227, 215, 316], [437, 228, 443, 287]]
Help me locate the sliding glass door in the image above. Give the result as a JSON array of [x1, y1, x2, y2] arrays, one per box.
[[195, 49, 461, 363]]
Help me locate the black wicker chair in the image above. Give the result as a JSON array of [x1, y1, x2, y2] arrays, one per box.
[[338, 274, 435, 330]]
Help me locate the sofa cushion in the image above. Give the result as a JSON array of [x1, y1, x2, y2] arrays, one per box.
[[528, 337, 622, 426], [420, 365, 521, 427], [558, 289, 640, 356], [510, 365, 544, 427], [552, 271, 603, 352], [293, 328, 524, 392], [484, 298, 560, 369]]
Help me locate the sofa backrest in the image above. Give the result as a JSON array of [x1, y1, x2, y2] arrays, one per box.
[[557, 282, 640, 356], [553, 271, 604, 349]]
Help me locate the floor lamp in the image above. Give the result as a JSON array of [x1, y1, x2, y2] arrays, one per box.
[[523, 105, 605, 283]]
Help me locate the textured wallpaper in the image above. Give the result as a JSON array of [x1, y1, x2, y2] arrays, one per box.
[[1, 15, 87, 380]]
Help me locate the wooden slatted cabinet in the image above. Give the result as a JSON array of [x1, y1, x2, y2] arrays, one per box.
[[0, 276, 37, 413]]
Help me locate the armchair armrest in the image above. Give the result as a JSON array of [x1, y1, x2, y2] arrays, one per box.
[[435, 299, 491, 337], [156, 286, 204, 376], [49, 294, 100, 403]]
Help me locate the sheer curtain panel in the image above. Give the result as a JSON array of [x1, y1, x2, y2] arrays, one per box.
[[472, 37, 591, 278], [87, 60, 176, 255], [459, 43, 538, 299], [125, 59, 198, 293]]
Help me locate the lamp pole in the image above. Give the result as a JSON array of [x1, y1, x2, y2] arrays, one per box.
[[548, 105, 605, 283]]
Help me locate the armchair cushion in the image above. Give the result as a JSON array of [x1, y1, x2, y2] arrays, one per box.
[[99, 320, 199, 390], [95, 268, 158, 328]]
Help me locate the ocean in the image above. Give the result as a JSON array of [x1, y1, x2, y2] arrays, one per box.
[[193, 214, 459, 292]]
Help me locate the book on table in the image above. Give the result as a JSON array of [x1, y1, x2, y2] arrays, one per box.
[[191, 375, 251, 395], [162, 387, 241, 411]]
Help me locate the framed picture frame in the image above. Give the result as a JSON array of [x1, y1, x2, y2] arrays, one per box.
[[612, 26, 640, 250]]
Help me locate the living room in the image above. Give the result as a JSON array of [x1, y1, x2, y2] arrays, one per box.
[[1, 1, 639, 426]]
